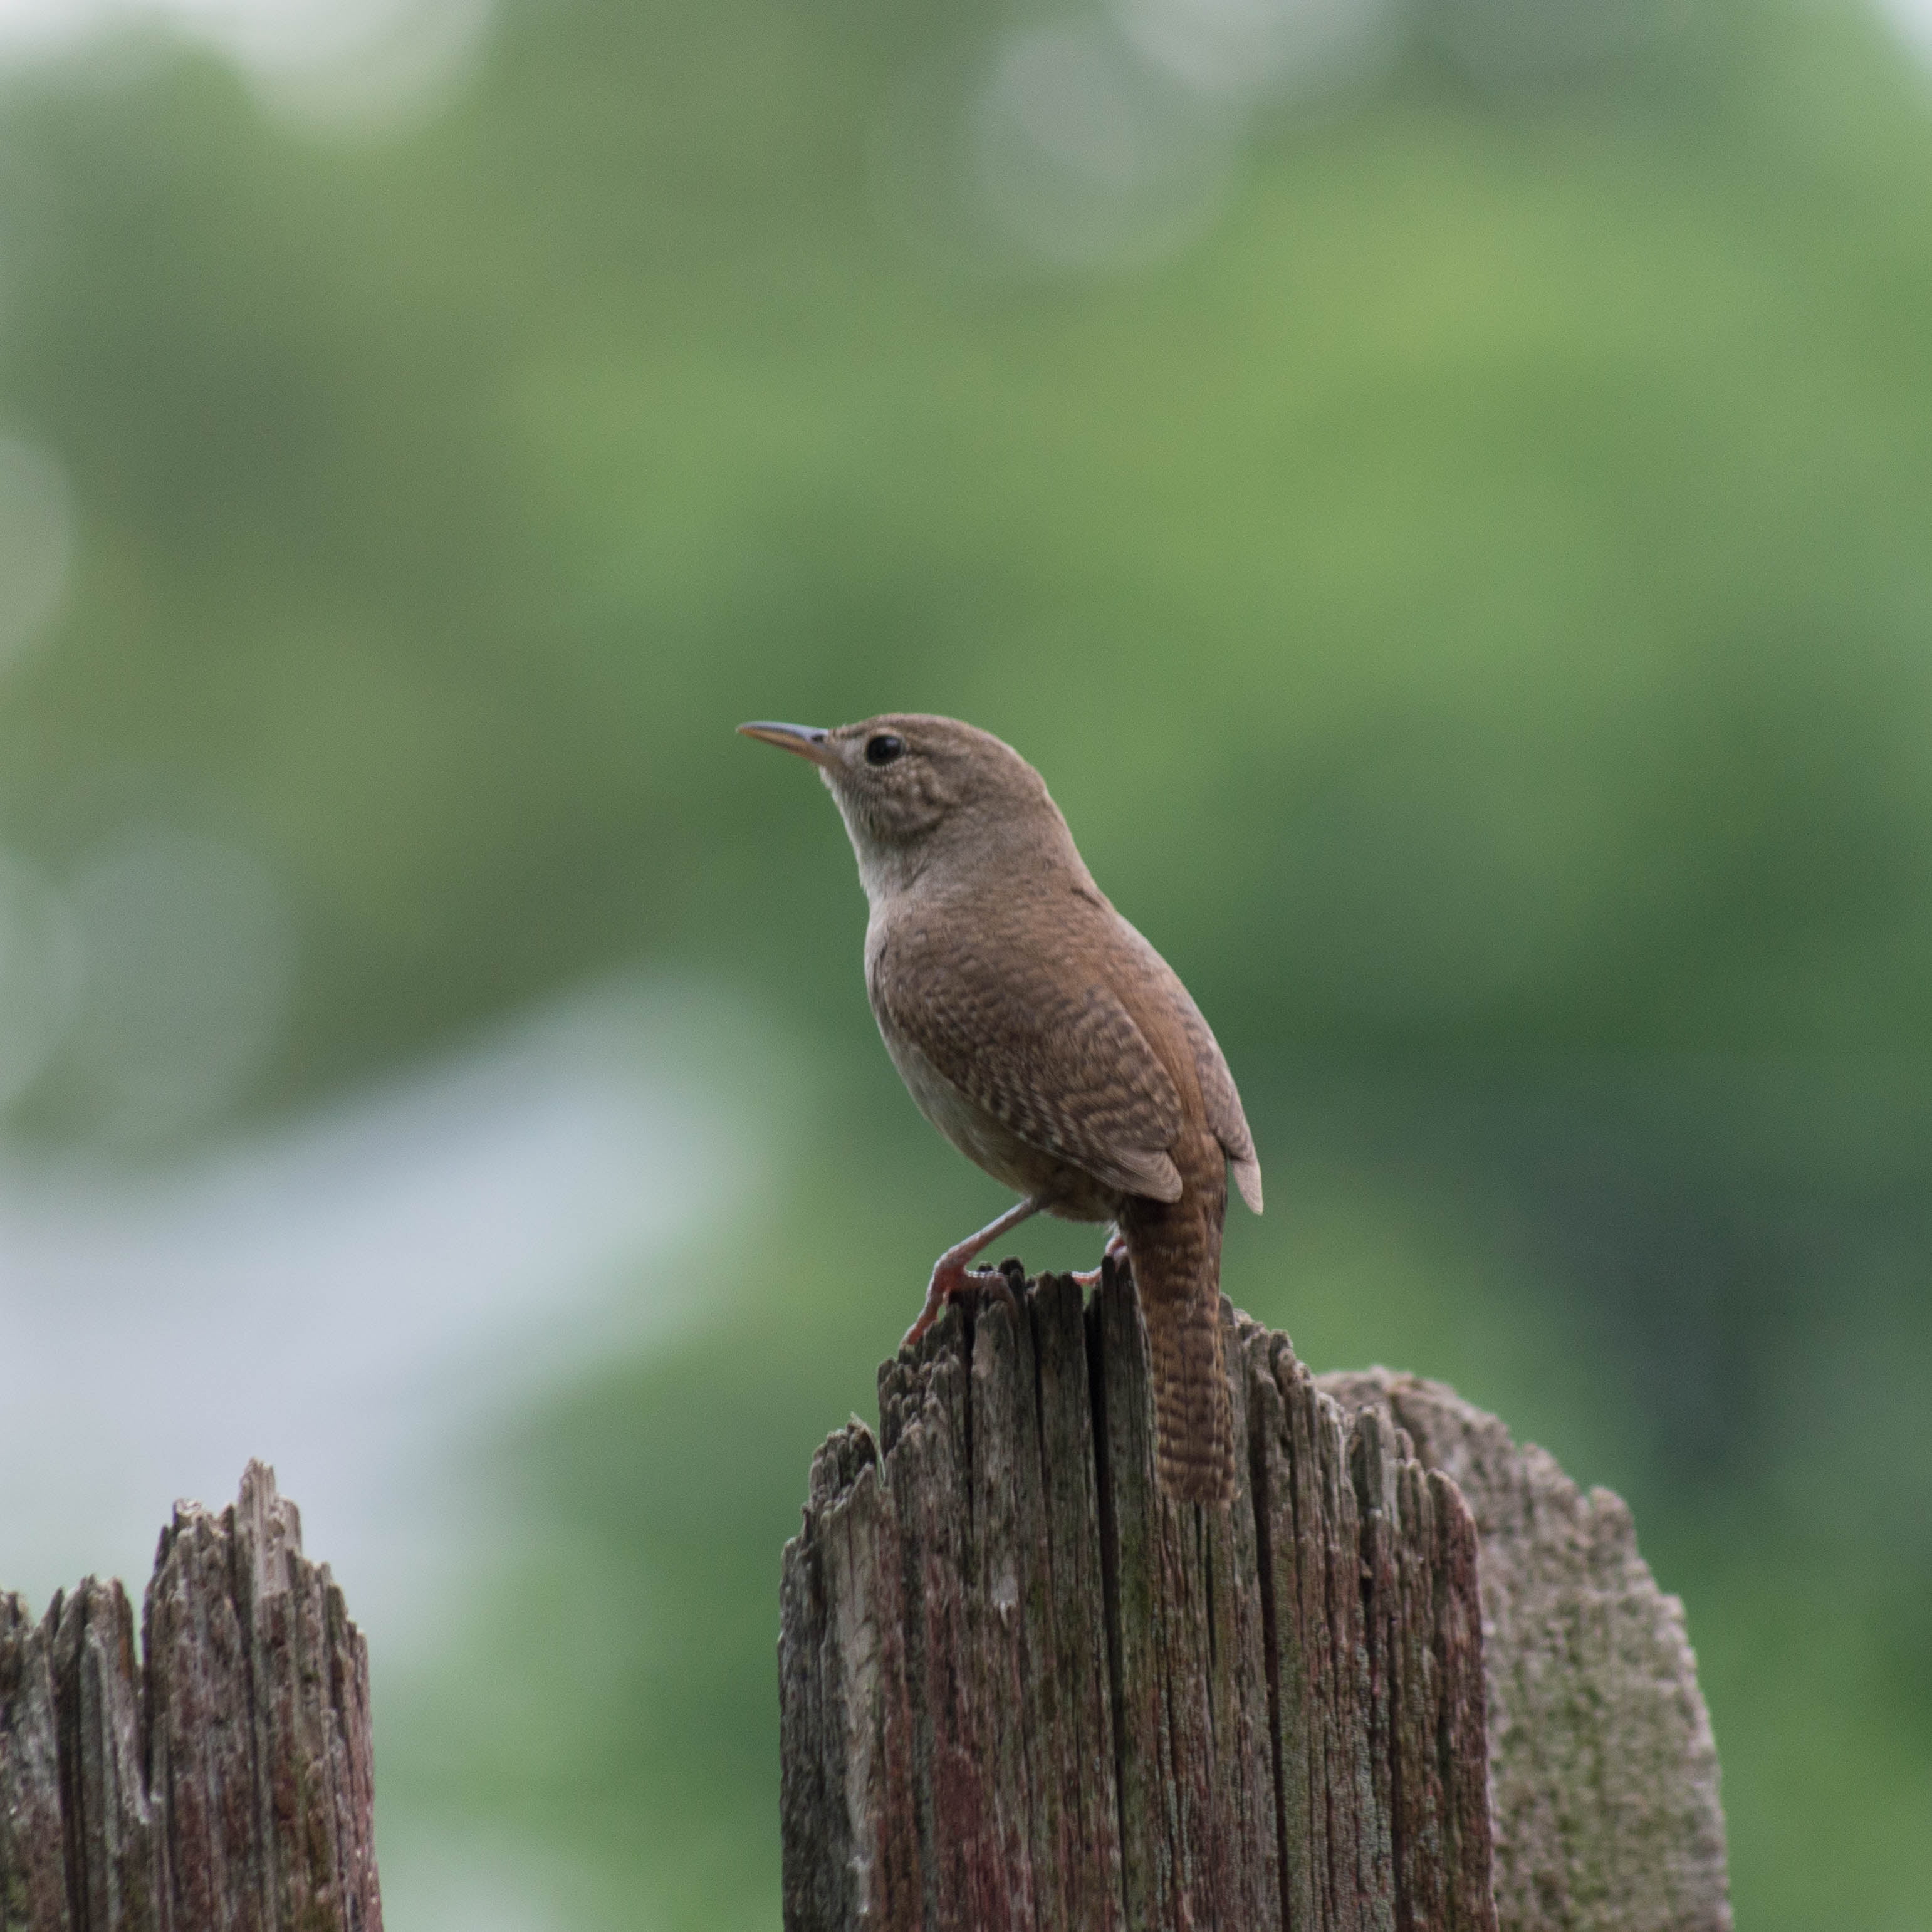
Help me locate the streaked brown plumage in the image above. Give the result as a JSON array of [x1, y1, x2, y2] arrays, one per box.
[[739, 713, 1263, 1504]]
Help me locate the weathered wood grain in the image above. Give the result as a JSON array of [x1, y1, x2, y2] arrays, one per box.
[[780, 1264, 1507, 1931], [1320, 1371, 1731, 1932], [0, 1461, 380, 1932], [0, 1598, 70, 1932]]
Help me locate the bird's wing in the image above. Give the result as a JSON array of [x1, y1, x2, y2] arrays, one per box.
[[870, 915, 1186, 1203], [1174, 993, 1263, 1213], [1111, 916, 1265, 1214]]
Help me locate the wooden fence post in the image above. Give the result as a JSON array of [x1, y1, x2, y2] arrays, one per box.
[[3, 1279, 1731, 1932], [0, 1461, 380, 1932], [778, 1263, 1731, 1932], [1320, 1370, 1729, 1932]]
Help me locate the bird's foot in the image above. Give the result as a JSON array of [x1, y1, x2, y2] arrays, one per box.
[[1071, 1230, 1131, 1291], [901, 1198, 1047, 1349], [901, 1261, 1004, 1350]]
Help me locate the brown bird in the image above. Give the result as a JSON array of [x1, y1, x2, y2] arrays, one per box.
[[739, 713, 1263, 1504]]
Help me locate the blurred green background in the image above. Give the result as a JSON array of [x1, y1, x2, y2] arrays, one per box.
[[1, 0, 1929, 1922]]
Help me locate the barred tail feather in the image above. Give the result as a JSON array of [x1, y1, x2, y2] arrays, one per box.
[[1121, 1150, 1236, 1506]]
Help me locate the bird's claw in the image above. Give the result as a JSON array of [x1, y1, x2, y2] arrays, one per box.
[[1072, 1231, 1132, 1292], [901, 1262, 1006, 1350]]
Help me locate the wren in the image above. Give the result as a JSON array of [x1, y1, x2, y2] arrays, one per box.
[[740, 714, 1263, 1504]]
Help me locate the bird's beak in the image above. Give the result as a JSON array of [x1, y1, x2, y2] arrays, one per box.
[[738, 721, 835, 767]]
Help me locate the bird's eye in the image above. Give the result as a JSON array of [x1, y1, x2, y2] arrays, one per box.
[[865, 734, 906, 766]]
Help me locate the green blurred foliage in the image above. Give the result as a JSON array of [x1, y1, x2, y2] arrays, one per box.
[[3, 0, 1931, 1923]]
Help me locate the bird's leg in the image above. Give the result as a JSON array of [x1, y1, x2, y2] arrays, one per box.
[[902, 1196, 1045, 1348], [1070, 1226, 1130, 1291]]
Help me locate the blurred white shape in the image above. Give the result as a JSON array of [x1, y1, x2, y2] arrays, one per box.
[[1877, 0, 1932, 65], [971, 23, 1237, 269], [63, 826, 293, 1144], [0, 0, 78, 58], [379, 1837, 568, 1932], [0, 439, 75, 668], [1114, 0, 1396, 102], [0, 0, 493, 131], [0, 978, 755, 1652], [209, 0, 494, 132], [0, 850, 80, 1110]]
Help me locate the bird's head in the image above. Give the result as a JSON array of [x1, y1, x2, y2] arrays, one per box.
[[738, 713, 1074, 904]]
